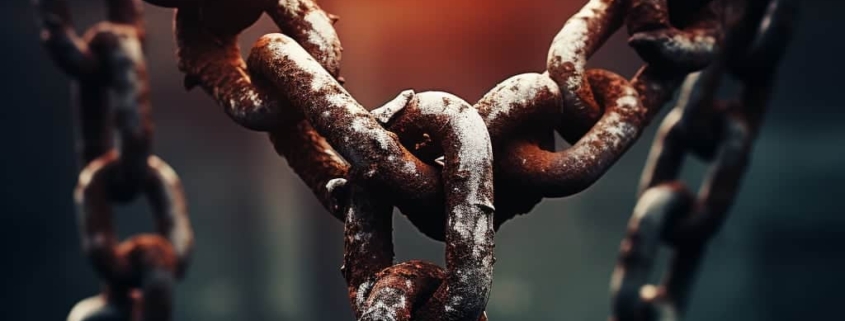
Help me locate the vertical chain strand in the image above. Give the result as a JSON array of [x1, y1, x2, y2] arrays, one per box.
[[35, 1, 194, 320]]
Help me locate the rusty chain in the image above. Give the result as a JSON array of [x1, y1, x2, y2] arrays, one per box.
[[611, 1, 796, 320], [35, 0, 194, 320], [34, 0, 795, 320]]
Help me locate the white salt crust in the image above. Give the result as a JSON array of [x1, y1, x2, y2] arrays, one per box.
[[276, 0, 339, 61], [407, 93, 495, 316], [120, 33, 144, 69], [344, 191, 376, 253], [325, 177, 347, 196], [356, 280, 374, 308], [481, 74, 561, 124], [362, 287, 406, 321], [415, 92, 493, 245], [666, 33, 716, 54], [571, 93, 640, 164], [264, 35, 400, 168], [371, 90, 415, 124], [548, 0, 610, 92], [303, 10, 335, 53], [262, 35, 495, 317], [67, 295, 106, 321], [264, 34, 345, 108]]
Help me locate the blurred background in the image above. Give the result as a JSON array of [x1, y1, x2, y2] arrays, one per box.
[[2, 0, 843, 320]]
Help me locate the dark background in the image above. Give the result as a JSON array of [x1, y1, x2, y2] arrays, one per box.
[[2, 0, 843, 320]]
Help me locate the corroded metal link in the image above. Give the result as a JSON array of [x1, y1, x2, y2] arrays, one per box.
[[36, 0, 153, 199], [627, 0, 723, 72], [174, 8, 291, 131], [338, 91, 494, 320], [36, 2, 192, 320], [338, 91, 495, 320], [374, 91, 495, 248], [376, 73, 557, 234], [269, 119, 351, 219], [67, 235, 179, 321], [547, 0, 627, 143], [667, 111, 752, 244], [614, 2, 794, 320], [611, 85, 750, 321], [34, 0, 99, 77], [502, 69, 644, 198], [351, 260, 488, 321], [726, 0, 797, 82], [339, 180, 395, 318], [75, 151, 194, 286], [248, 34, 445, 226], [384, 67, 680, 233], [364, 261, 446, 321], [170, 0, 353, 219], [391, 93, 495, 321], [610, 183, 693, 321], [614, 78, 752, 321], [264, 0, 343, 78], [339, 184, 473, 321], [640, 0, 793, 196], [36, 0, 115, 163], [36, 0, 145, 75], [89, 24, 154, 201], [77, 81, 113, 163], [171, 0, 352, 218], [172, 0, 341, 131], [470, 73, 561, 226], [637, 72, 716, 194]]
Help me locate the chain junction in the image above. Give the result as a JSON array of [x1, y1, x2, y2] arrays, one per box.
[[35, 0, 796, 320]]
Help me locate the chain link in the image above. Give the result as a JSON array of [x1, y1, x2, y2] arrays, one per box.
[[35, 1, 194, 320], [611, 1, 796, 320], [36, 0, 795, 320]]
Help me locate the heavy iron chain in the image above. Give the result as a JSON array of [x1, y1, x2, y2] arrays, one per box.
[[35, 0, 194, 320], [611, 1, 796, 320], [34, 0, 795, 320]]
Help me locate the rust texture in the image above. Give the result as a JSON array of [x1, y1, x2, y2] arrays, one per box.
[[36, 1, 193, 320], [172, 0, 353, 218], [36, 0, 796, 319], [627, 0, 723, 71], [547, 0, 628, 142], [611, 1, 796, 320]]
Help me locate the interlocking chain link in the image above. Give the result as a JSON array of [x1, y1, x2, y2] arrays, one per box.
[[34, 0, 795, 320], [35, 1, 194, 320], [611, 1, 796, 320]]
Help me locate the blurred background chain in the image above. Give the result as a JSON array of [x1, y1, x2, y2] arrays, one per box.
[[35, 0, 194, 320], [611, 2, 797, 320]]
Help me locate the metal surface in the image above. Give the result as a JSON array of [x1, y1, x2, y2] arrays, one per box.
[[35, 0, 795, 320], [610, 1, 796, 320], [35, 1, 194, 320]]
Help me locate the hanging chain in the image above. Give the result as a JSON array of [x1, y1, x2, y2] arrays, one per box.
[[34, 0, 795, 320], [611, 1, 796, 320], [35, 1, 194, 320]]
